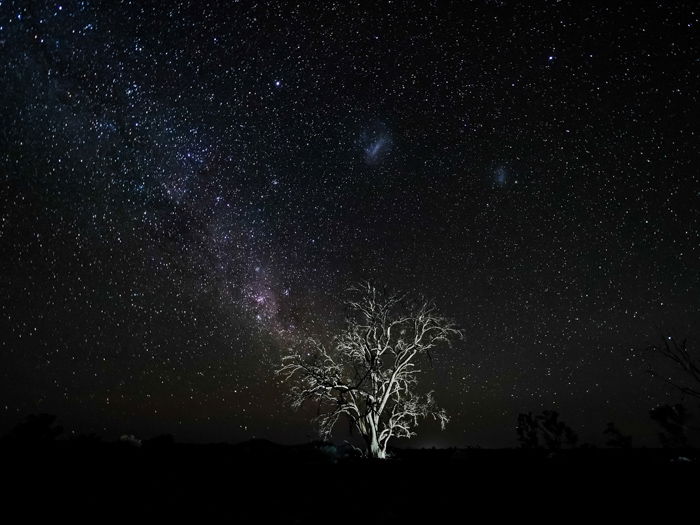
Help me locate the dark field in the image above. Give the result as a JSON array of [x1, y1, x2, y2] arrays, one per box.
[[3, 439, 697, 522]]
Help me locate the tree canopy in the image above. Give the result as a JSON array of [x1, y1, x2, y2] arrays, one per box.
[[277, 282, 462, 458]]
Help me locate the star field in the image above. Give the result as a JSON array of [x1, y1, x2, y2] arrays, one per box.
[[1, 0, 698, 446]]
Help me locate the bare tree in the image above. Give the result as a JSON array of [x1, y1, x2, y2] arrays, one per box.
[[647, 337, 700, 400], [276, 282, 462, 459]]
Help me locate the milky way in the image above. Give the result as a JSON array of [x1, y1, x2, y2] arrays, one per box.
[[1, 1, 698, 447]]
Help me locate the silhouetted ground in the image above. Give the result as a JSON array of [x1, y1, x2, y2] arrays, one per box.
[[2, 439, 697, 522]]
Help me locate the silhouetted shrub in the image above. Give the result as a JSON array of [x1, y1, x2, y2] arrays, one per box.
[[604, 422, 632, 448], [649, 404, 689, 448], [2, 414, 63, 445], [515, 410, 578, 450], [516, 412, 539, 448], [538, 410, 578, 450], [119, 434, 142, 447]]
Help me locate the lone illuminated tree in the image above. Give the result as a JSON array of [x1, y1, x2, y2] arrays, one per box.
[[277, 283, 462, 459]]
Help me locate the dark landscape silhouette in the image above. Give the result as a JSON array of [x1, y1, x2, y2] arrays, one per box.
[[3, 410, 697, 521]]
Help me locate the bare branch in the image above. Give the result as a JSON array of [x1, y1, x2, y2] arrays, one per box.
[[647, 337, 700, 400]]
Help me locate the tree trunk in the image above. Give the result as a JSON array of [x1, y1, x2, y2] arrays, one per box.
[[364, 417, 386, 459], [369, 435, 385, 459]]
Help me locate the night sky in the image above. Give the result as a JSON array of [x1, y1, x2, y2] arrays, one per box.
[[1, 0, 698, 448]]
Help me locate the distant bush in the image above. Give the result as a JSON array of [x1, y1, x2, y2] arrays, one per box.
[[649, 404, 689, 448], [604, 422, 632, 448], [516, 410, 578, 450], [119, 434, 142, 447], [2, 414, 63, 445]]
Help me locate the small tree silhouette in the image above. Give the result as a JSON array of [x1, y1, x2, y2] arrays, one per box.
[[516, 412, 539, 448], [515, 410, 578, 450], [603, 422, 632, 448], [649, 404, 689, 448], [3, 414, 63, 445], [537, 410, 578, 450]]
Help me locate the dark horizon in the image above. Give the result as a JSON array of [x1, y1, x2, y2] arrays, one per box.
[[1, 1, 698, 450]]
